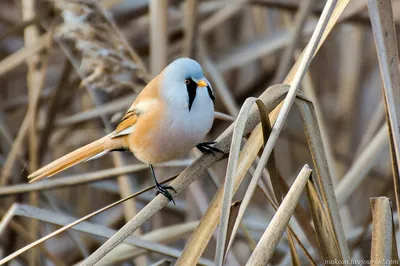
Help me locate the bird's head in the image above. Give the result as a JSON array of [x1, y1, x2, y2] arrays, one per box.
[[160, 58, 215, 111]]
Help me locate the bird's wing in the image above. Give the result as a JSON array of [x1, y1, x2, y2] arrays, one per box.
[[111, 109, 138, 138]]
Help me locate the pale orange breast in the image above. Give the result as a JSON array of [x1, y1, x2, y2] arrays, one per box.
[[128, 101, 205, 164]]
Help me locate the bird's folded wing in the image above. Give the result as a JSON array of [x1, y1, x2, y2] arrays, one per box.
[[111, 109, 138, 138]]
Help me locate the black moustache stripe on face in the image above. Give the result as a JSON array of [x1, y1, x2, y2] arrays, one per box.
[[207, 85, 215, 103], [186, 78, 197, 111], [186, 79, 215, 111]]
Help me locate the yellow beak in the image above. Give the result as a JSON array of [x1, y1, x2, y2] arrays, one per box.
[[197, 79, 208, 87]]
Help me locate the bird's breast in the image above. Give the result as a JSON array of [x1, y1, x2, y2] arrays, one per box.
[[129, 98, 214, 164]]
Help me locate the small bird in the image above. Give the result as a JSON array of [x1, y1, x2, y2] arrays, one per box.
[[28, 58, 222, 203]]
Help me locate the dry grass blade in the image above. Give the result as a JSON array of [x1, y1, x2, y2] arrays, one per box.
[[306, 178, 342, 262], [223, 201, 241, 258], [367, 0, 400, 231], [245, 165, 312, 265], [295, 96, 350, 261], [261, 111, 301, 264], [223, 99, 289, 257], [81, 84, 290, 266], [370, 197, 396, 265], [214, 97, 259, 266]]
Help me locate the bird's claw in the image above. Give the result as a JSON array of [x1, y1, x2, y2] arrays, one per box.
[[155, 184, 176, 205], [196, 141, 224, 157]]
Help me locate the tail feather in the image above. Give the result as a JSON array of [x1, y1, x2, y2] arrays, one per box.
[[28, 135, 111, 183]]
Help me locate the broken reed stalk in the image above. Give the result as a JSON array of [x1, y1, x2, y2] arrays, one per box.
[[245, 165, 312, 265]]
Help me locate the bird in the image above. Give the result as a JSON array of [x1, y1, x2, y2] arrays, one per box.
[[27, 58, 223, 204]]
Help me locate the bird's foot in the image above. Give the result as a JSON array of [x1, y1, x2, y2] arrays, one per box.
[[155, 183, 177, 205], [196, 141, 225, 156]]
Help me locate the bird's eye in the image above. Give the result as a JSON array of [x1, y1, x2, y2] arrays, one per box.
[[184, 79, 190, 85]]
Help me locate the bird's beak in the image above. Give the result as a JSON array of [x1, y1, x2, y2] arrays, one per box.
[[197, 79, 208, 87]]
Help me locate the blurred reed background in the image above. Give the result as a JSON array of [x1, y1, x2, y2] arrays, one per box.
[[1, 0, 400, 265]]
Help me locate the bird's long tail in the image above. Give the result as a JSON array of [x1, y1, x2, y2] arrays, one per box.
[[28, 135, 113, 183]]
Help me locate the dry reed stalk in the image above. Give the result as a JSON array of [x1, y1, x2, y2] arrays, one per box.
[[150, 0, 168, 75], [0, 33, 48, 77], [306, 178, 343, 262], [253, 176, 317, 265], [183, 0, 199, 58], [22, 1, 51, 262], [368, 0, 400, 231]]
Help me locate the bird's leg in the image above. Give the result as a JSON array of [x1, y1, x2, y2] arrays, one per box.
[[149, 165, 176, 205], [196, 141, 224, 156]]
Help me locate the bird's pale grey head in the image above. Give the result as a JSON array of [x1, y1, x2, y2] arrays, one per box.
[[161, 58, 215, 111], [164, 57, 204, 81]]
